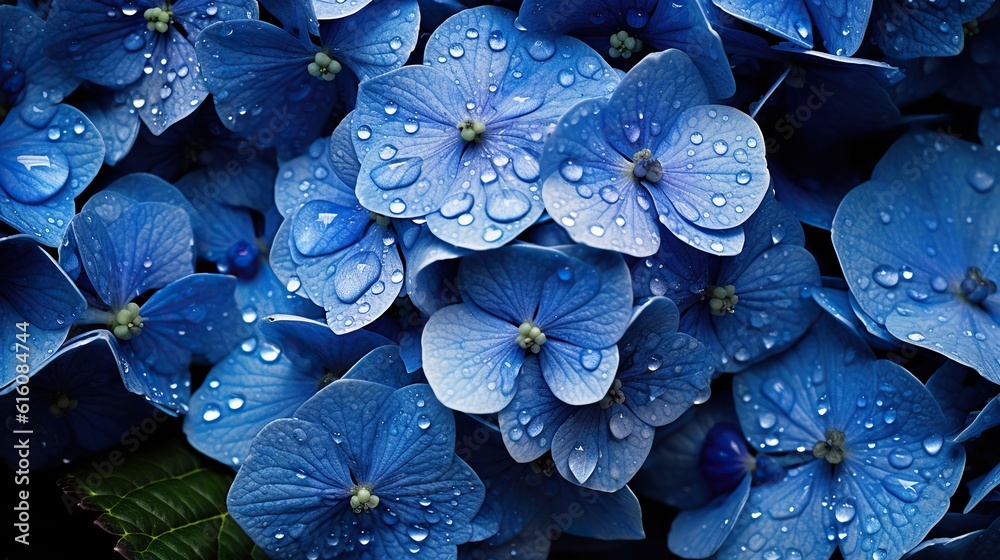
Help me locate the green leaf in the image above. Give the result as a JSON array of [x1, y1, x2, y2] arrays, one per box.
[[60, 439, 265, 560]]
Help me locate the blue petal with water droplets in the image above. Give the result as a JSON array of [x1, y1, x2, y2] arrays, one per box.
[[291, 199, 370, 257], [257, 0, 317, 37], [0, 235, 87, 393], [353, 65, 468, 218], [540, 97, 662, 257], [318, 0, 419, 82], [328, 111, 363, 187], [601, 49, 709, 158], [71, 198, 194, 310], [619, 297, 713, 426], [313, 0, 374, 19], [807, 0, 872, 57], [118, 273, 238, 413], [871, 0, 993, 59], [496, 356, 572, 462], [356, 6, 617, 249], [653, 105, 769, 233], [196, 18, 351, 158], [258, 314, 393, 372], [276, 137, 358, 218], [342, 345, 426, 388], [715, 459, 837, 560], [0, 103, 105, 246], [668, 474, 751, 558], [286, 218, 404, 334], [422, 302, 524, 414], [185, 352, 315, 468], [713, 0, 814, 49], [43, 0, 152, 88], [227, 417, 359, 558], [3, 5, 80, 106], [834, 359, 965, 560], [833, 131, 1000, 384], [552, 403, 654, 491], [76, 88, 141, 166], [538, 339, 618, 406], [129, 33, 208, 135]]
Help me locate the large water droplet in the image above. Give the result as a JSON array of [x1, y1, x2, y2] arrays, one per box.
[[872, 266, 899, 288]]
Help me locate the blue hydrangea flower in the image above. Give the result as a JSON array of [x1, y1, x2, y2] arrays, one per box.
[[1, 234, 86, 393], [832, 130, 1000, 385], [718, 316, 965, 560], [196, 0, 419, 158], [870, 0, 993, 59], [43, 0, 258, 134], [1, 331, 153, 469], [517, 0, 736, 99], [352, 6, 620, 249], [454, 415, 645, 558], [631, 194, 821, 373], [228, 379, 486, 559], [62, 181, 239, 414], [496, 297, 712, 491], [540, 49, 769, 257], [271, 117, 408, 334], [422, 243, 632, 413], [184, 314, 395, 467], [712, 0, 872, 56]]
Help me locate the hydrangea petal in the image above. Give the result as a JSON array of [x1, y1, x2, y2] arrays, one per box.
[[551, 404, 654, 491], [538, 338, 618, 406], [422, 303, 523, 413], [0, 104, 104, 246], [0, 235, 87, 393], [653, 105, 769, 232], [496, 356, 572, 462], [668, 474, 751, 558], [715, 460, 837, 560], [318, 0, 419, 82]]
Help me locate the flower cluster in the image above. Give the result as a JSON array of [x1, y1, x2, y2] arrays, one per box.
[[2, 0, 1000, 558]]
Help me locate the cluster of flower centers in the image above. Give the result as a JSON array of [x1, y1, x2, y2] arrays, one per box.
[[706, 284, 739, 316], [516, 321, 546, 353], [49, 391, 78, 418], [308, 52, 342, 81], [631, 149, 663, 183], [529, 454, 556, 477], [813, 428, 847, 464], [349, 486, 380, 513], [144, 6, 172, 33], [599, 378, 626, 408], [457, 118, 487, 142], [961, 267, 996, 304], [608, 30, 642, 59], [111, 302, 144, 340]]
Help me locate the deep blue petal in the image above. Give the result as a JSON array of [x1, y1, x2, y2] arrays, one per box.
[[0, 235, 86, 393], [258, 314, 392, 372], [71, 197, 194, 310], [496, 356, 570, 462], [317, 0, 419, 82], [551, 404, 654, 491], [185, 351, 315, 468], [713, 0, 814, 49], [924, 361, 997, 438], [668, 474, 751, 558], [715, 460, 837, 559], [0, 103, 104, 246]]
